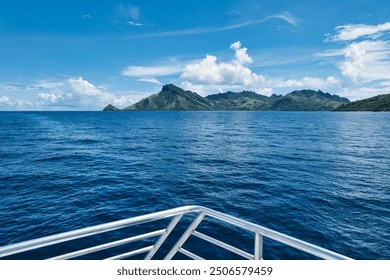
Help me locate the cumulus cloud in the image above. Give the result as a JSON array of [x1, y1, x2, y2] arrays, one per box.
[[323, 21, 390, 94], [1, 77, 140, 110], [339, 43, 366, 81], [322, 38, 390, 83], [181, 41, 264, 89], [37, 93, 61, 103], [230, 41, 253, 64], [326, 22, 390, 42], [339, 40, 390, 82], [181, 54, 265, 86], [180, 41, 338, 95], [68, 77, 102, 96], [0, 95, 33, 109], [67, 77, 135, 107]]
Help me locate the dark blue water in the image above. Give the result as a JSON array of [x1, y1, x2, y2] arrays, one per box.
[[0, 111, 389, 259]]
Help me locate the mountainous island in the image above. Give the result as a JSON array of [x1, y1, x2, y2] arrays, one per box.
[[104, 84, 353, 111], [334, 94, 390, 111]]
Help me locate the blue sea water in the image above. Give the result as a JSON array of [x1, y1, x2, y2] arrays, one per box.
[[0, 111, 389, 260]]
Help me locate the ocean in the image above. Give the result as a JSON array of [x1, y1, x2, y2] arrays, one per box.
[[0, 111, 389, 259]]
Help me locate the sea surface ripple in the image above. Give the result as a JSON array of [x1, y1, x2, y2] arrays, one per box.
[[0, 111, 389, 259]]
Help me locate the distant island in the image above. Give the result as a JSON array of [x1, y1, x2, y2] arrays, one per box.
[[103, 84, 387, 112], [334, 94, 390, 112]]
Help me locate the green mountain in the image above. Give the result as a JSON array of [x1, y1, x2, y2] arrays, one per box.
[[205, 91, 277, 110], [206, 89, 348, 110], [104, 84, 350, 111], [268, 90, 350, 111], [334, 94, 390, 111], [103, 104, 120, 111], [123, 84, 213, 111]]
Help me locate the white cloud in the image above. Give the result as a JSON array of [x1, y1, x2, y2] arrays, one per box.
[[122, 64, 183, 85], [230, 41, 252, 64], [380, 81, 390, 86], [122, 65, 182, 77], [0, 96, 10, 103], [181, 54, 265, 86], [323, 40, 390, 83], [0, 95, 33, 109], [127, 12, 298, 39], [68, 77, 102, 96], [37, 93, 60, 103], [326, 22, 390, 42], [342, 40, 390, 82], [270, 76, 340, 88], [180, 41, 337, 95], [264, 12, 298, 27], [32, 80, 65, 89], [1, 77, 142, 110], [67, 77, 136, 107], [323, 22, 390, 91], [230, 41, 241, 50], [128, 21, 147, 26], [2, 80, 64, 91], [181, 41, 264, 89], [322, 24, 390, 100], [137, 78, 161, 84], [339, 42, 366, 81]]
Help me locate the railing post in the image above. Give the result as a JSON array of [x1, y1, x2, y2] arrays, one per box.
[[254, 232, 263, 260], [144, 214, 183, 260], [164, 213, 205, 260]]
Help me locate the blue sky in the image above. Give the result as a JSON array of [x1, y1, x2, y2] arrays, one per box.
[[1, 0, 390, 110]]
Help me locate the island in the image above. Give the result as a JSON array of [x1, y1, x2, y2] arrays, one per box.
[[334, 94, 390, 112], [104, 84, 351, 111]]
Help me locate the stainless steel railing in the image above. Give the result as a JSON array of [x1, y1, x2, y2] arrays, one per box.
[[0, 205, 352, 260]]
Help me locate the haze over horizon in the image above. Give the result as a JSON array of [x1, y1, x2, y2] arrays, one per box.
[[1, 0, 390, 110]]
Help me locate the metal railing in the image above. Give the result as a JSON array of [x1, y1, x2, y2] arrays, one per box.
[[0, 205, 352, 260]]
